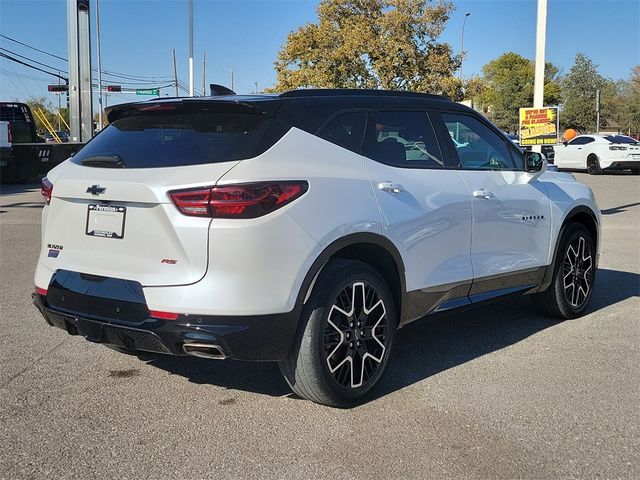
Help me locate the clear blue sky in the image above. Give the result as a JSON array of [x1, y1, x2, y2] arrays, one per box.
[[1, 0, 638, 107]]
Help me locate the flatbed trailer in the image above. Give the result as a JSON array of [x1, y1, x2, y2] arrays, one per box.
[[1, 142, 84, 184]]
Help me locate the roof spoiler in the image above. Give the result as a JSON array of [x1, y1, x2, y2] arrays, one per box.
[[210, 84, 236, 96]]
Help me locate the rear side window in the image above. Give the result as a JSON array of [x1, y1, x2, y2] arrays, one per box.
[[365, 111, 444, 168], [441, 113, 517, 170], [317, 111, 367, 153], [73, 110, 281, 168], [604, 135, 638, 144]]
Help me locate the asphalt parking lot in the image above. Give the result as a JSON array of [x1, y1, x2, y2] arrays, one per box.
[[1, 172, 638, 479]]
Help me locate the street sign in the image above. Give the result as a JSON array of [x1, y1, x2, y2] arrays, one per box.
[[136, 88, 159, 96]]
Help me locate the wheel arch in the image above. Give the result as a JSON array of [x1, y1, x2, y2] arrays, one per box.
[[539, 205, 599, 292], [295, 233, 406, 325]]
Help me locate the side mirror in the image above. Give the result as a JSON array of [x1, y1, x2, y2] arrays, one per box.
[[524, 151, 546, 175], [563, 141, 568, 146]]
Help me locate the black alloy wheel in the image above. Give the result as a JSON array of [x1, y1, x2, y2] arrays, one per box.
[[532, 223, 596, 319], [323, 281, 389, 389], [279, 259, 396, 407], [587, 155, 602, 175], [562, 234, 594, 309]]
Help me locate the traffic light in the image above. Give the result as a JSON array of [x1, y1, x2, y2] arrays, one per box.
[[106, 85, 121, 92], [48, 84, 69, 92]]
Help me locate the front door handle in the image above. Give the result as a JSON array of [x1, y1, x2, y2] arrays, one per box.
[[378, 182, 404, 194], [473, 189, 494, 200]]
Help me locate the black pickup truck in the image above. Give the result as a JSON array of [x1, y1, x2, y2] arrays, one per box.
[[0, 102, 83, 184]]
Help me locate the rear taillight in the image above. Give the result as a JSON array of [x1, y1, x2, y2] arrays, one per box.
[[41, 177, 53, 204], [609, 145, 627, 151], [169, 181, 308, 218], [35, 287, 48, 296], [7, 122, 13, 143]]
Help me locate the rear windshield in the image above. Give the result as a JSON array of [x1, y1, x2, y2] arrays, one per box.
[[73, 110, 280, 168], [0, 104, 31, 123], [604, 135, 638, 144]]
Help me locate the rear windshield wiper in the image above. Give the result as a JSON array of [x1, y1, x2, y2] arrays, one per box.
[[80, 154, 126, 168]]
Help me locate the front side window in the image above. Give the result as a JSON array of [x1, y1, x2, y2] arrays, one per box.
[[442, 113, 518, 170], [366, 111, 444, 168]]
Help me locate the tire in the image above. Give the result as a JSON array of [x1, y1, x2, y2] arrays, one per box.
[[279, 259, 397, 407], [586, 154, 602, 175], [532, 223, 596, 319]]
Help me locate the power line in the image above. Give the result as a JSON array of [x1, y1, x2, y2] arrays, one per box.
[[0, 47, 68, 75], [0, 51, 67, 81], [0, 33, 67, 62], [1, 34, 174, 82]]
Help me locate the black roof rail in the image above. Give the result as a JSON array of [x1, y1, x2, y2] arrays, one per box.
[[279, 88, 449, 101]]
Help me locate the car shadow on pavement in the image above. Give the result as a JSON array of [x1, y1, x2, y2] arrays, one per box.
[[0, 182, 41, 196], [140, 268, 639, 402], [600, 202, 640, 215]]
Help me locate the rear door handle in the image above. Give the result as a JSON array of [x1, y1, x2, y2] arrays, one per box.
[[378, 182, 404, 194], [473, 189, 494, 200]]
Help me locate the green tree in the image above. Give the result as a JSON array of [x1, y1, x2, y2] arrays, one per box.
[[24, 96, 69, 135], [480, 52, 560, 132], [270, 0, 462, 99], [627, 65, 640, 134], [560, 53, 605, 133]]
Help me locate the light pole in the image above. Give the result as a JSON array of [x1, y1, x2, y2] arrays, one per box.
[[188, 0, 194, 97], [459, 12, 471, 80], [95, 0, 103, 130], [532, 0, 548, 152]]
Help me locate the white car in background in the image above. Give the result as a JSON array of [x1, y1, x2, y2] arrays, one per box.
[[554, 134, 640, 175]]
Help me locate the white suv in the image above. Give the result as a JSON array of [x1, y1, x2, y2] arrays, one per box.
[[34, 89, 600, 407]]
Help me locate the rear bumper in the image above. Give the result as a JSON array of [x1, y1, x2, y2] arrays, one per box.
[[32, 292, 301, 362], [603, 160, 639, 171]]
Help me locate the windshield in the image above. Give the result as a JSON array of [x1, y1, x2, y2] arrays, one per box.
[[72, 110, 279, 168]]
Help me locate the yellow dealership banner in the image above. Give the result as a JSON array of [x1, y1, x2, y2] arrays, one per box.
[[519, 107, 559, 146]]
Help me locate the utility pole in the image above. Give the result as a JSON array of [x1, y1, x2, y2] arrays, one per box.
[[202, 52, 206, 97], [188, 0, 194, 97], [95, 0, 103, 130], [172, 49, 179, 97], [57, 73, 61, 130], [532, 0, 548, 153], [254, 82, 258, 94], [231, 67, 234, 91], [459, 12, 471, 80]]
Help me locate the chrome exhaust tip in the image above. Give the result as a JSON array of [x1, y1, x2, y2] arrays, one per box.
[[182, 343, 226, 360]]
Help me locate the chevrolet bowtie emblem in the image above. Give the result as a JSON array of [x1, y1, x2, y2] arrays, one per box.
[[86, 185, 106, 195]]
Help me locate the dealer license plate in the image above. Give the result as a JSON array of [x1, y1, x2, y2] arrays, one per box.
[[86, 204, 126, 239]]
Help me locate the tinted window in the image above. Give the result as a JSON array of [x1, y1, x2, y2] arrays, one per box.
[[568, 136, 593, 145], [366, 111, 444, 168], [73, 110, 281, 168], [442, 113, 517, 170], [317, 111, 367, 153], [0, 104, 31, 123], [604, 135, 638, 144]]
